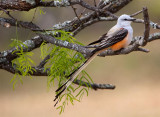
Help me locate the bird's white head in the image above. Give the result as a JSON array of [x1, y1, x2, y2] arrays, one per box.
[[117, 14, 136, 27]]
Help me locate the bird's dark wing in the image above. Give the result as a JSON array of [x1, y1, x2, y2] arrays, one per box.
[[92, 28, 128, 53], [88, 33, 108, 45], [88, 25, 118, 45]]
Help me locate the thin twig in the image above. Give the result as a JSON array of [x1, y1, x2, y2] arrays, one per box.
[[136, 47, 150, 53], [31, 8, 37, 23], [93, 0, 97, 7], [77, 0, 118, 19], [37, 54, 51, 68], [134, 19, 160, 29], [71, 5, 82, 23], [0, 7, 16, 20], [105, 11, 118, 19], [0, 11, 4, 16], [97, 0, 104, 7], [130, 10, 143, 17], [142, 7, 150, 46], [80, 8, 86, 18]]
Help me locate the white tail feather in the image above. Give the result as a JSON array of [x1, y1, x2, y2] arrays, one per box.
[[65, 52, 99, 88]]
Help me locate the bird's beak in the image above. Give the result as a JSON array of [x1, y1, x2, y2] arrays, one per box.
[[127, 18, 136, 21]]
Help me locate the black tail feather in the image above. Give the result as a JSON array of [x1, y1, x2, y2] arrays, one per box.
[[54, 86, 66, 102], [54, 98, 59, 107], [88, 39, 101, 45], [55, 81, 68, 92]]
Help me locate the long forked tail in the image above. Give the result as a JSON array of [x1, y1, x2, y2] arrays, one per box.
[[54, 51, 99, 106]]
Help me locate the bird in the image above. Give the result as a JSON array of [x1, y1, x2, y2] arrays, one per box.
[[54, 14, 136, 105]]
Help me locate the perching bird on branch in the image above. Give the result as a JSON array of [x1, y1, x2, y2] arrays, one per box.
[[54, 14, 136, 105]]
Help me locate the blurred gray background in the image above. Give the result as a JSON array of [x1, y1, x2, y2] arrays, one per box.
[[1, 0, 160, 117]]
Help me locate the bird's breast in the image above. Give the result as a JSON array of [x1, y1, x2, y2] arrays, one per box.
[[110, 33, 129, 51]]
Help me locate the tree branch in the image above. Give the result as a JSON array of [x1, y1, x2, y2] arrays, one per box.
[[73, 80, 115, 90], [141, 7, 150, 46], [0, 36, 43, 64], [0, 61, 115, 90], [0, 62, 49, 76], [0, 0, 39, 11], [0, 17, 40, 30], [0, 0, 132, 12]]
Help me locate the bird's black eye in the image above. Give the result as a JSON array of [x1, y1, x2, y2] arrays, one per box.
[[124, 18, 127, 21]]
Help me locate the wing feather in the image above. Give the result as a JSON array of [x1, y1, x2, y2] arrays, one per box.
[[92, 28, 128, 53]]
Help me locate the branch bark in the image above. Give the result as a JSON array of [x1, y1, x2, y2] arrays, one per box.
[[142, 7, 150, 46]]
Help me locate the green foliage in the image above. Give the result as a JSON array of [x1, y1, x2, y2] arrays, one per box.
[[10, 39, 35, 89], [56, 71, 93, 114], [40, 30, 93, 114], [9, 29, 93, 113], [10, 73, 22, 90], [39, 8, 46, 15], [38, 0, 46, 15]]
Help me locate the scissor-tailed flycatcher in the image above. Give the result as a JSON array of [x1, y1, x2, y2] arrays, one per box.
[[54, 14, 136, 105]]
